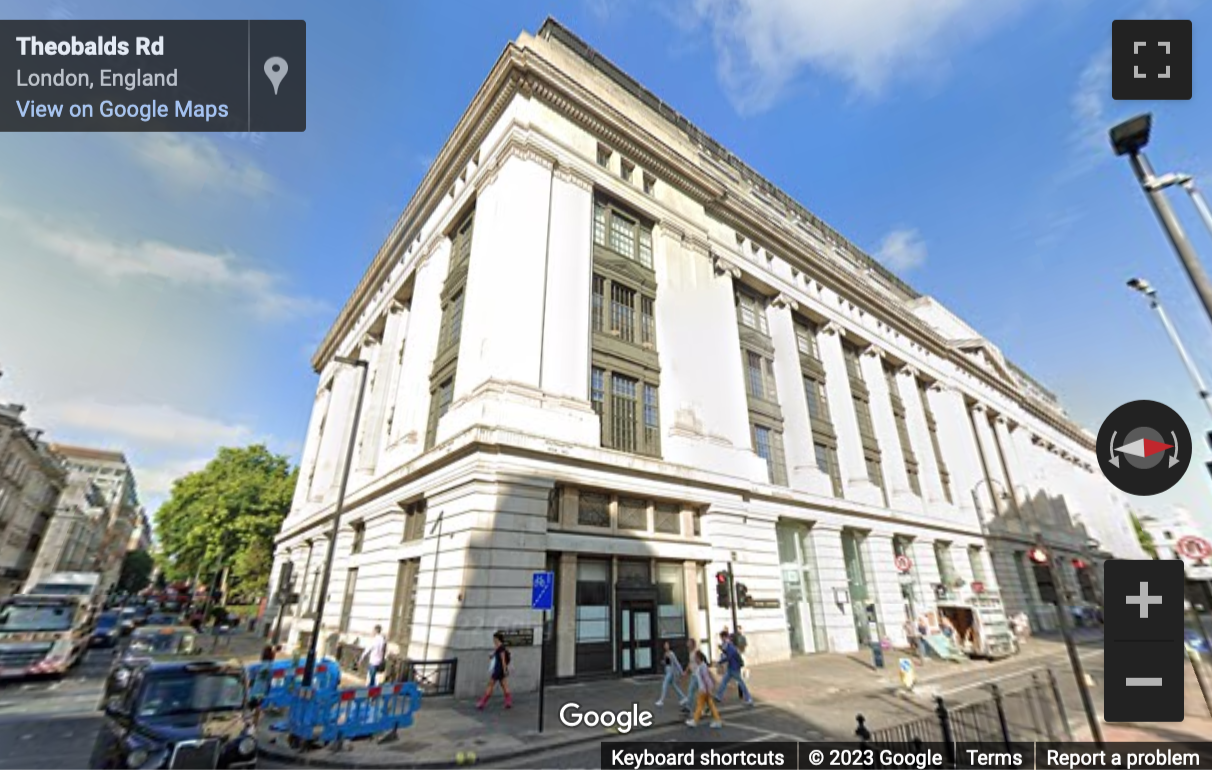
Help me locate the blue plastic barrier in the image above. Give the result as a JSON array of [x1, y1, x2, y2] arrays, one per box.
[[282, 681, 422, 745], [248, 657, 341, 709]]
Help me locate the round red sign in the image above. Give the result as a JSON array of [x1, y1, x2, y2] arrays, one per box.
[[895, 555, 912, 573], [971, 581, 986, 594], [1176, 536, 1212, 560]]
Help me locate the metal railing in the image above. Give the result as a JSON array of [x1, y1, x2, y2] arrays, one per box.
[[857, 669, 1070, 767]]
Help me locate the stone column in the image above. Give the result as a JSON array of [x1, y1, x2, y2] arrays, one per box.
[[898, 367, 946, 506], [993, 417, 1036, 525], [314, 364, 358, 502], [858, 348, 915, 512], [927, 384, 984, 527], [969, 404, 1013, 521], [351, 335, 382, 475], [556, 552, 577, 678], [768, 296, 832, 496], [810, 523, 861, 653], [294, 382, 333, 509], [816, 324, 882, 506], [359, 301, 409, 474], [683, 560, 703, 643], [1016, 432, 1058, 526]]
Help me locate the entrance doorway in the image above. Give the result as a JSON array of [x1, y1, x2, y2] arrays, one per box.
[[617, 600, 656, 675]]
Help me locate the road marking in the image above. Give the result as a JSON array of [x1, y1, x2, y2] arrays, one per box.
[[936, 649, 1103, 697]]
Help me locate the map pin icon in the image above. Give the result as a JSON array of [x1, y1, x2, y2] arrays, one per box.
[[264, 57, 288, 95]]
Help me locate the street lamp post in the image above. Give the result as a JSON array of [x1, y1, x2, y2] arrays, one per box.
[[1029, 538, 1104, 747], [1126, 278, 1212, 422], [301, 355, 370, 689], [1111, 114, 1212, 330]]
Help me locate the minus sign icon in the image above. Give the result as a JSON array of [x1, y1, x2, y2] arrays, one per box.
[[1126, 678, 1163, 686]]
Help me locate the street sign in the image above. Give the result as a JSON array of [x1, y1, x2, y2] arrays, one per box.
[[496, 628, 534, 647], [749, 598, 781, 610], [895, 555, 912, 573], [1186, 565, 1212, 580], [531, 571, 554, 611], [1177, 536, 1212, 560]]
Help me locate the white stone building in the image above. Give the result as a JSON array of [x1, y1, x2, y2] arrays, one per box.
[[27, 445, 141, 595], [0, 403, 66, 598], [269, 20, 1143, 696]]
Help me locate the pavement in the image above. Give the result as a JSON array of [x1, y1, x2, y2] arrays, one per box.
[[257, 629, 1114, 768]]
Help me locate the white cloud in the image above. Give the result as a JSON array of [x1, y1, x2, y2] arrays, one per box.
[[1067, 46, 1114, 172], [687, 0, 1028, 112], [136, 457, 213, 501], [875, 228, 927, 271], [0, 206, 325, 321], [118, 133, 273, 197], [39, 400, 253, 448]]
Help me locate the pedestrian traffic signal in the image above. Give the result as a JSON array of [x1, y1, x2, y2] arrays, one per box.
[[1027, 546, 1049, 565], [715, 571, 731, 608], [736, 582, 751, 608]]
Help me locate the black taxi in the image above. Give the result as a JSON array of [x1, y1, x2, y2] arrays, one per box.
[[103, 626, 200, 703], [89, 657, 258, 769]]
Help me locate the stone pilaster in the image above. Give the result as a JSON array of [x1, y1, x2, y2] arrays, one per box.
[[810, 523, 861, 653], [815, 324, 882, 506], [768, 299, 833, 496], [858, 349, 917, 512], [898, 367, 946, 506], [926, 384, 984, 528]]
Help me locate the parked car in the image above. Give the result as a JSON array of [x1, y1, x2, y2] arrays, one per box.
[[118, 607, 148, 636], [143, 613, 180, 628], [89, 657, 258, 769], [91, 611, 121, 648], [104, 626, 200, 703]]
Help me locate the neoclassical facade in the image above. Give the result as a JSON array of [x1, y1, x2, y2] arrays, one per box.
[[270, 20, 1143, 696], [0, 402, 66, 598]]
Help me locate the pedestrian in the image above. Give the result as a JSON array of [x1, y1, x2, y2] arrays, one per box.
[[655, 640, 688, 708], [733, 625, 750, 691], [359, 624, 388, 687], [713, 630, 753, 705], [915, 614, 930, 660], [682, 638, 699, 712], [685, 650, 722, 729], [477, 632, 512, 710]]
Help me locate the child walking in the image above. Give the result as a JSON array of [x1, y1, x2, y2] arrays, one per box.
[[477, 632, 513, 710], [655, 641, 687, 708], [685, 650, 722, 729]]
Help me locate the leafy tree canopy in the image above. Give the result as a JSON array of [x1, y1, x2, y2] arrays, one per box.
[[154, 444, 296, 598], [1131, 512, 1158, 559], [117, 549, 154, 594]]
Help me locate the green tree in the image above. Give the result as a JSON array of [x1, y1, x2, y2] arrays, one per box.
[[154, 444, 296, 601], [117, 549, 155, 594], [1131, 512, 1158, 559]]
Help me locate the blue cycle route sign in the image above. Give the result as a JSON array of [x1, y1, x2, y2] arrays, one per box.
[[531, 571, 555, 611]]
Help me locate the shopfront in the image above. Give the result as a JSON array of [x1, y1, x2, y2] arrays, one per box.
[[777, 520, 827, 655]]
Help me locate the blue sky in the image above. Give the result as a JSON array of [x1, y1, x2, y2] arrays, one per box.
[[1, 0, 1210, 535]]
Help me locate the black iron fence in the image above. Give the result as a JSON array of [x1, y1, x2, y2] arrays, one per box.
[[333, 644, 458, 697], [856, 668, 1073, 767]]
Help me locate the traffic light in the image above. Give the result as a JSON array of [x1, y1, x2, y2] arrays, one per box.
[[736, 582, 752, 608], [1027, 546, 1049, 565], [1071, 558, 1087, 570], [715, 571, 731, 608]]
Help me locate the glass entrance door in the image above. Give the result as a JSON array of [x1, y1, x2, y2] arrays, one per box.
[[618, 602, 655, 675]]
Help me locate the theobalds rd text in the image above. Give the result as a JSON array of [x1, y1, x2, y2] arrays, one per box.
[[13, 35, 165, 56]]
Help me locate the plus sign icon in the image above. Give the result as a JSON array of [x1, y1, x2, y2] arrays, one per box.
[[1112, 20, 1192, 100]]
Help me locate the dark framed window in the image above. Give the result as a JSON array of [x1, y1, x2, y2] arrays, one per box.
[[593, 273, 656, 353], [390, 559, 420, 647], [594, 200, 653, 268], [578, 491, 610, 528], [610, 283, 636, 342], [618, 497, 647, 530], [803, 375, 828, 422], [350, 522, 365, 555], [403, 500, 427, 542], [425, 376, 454, 450], [547, 486, 561, 524], [814, 442, 842, 497], [592, 275, 605, 332], [736, 290, 769, 334], [653, 503, 680, 535], [794, 321, 819, 359], [752, 423, 788, 486], [592, 368, 660, 457], [576, 559, 610, 643], [339, 567, 358, 633]]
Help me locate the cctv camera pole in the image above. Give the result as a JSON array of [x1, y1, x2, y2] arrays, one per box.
[[302, 356, 369, 689], [1123, 150, 1212, 330], [1037, 537, 1104, 747], [1133, 285, 1212, 422]]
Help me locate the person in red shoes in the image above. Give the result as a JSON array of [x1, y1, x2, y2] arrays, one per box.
[[476, 632, 512, 710]]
